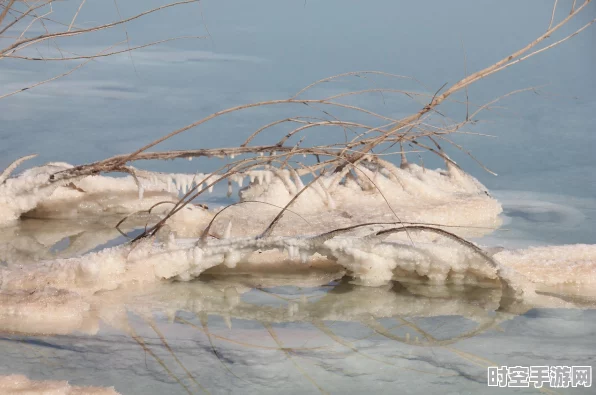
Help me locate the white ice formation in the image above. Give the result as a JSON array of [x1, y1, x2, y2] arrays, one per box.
[[0, 158, 595, 338], [1, 228, 595, 335], [0, 159, 501, 237]]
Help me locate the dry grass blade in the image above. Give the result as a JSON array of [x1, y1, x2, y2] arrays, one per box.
[[549, 0, 559, 30], [1, 0, 200, 56], [0, 153, 37, 184], [175, 316, 325, 351], [257, 173, 325, 239], [130, 328, 193, 395], [262, 322, 329, 395], [0, 0, 17, 27], [199, 200, 311, 244], [361, 315, 500, 348], [374, 225, 521, 299], [46, 0, 593, 191], [146, 318, 211, 394], [312, 320, 451, 376], [68, 0, 87, 32], [6, 35, 206, 61], [0, 1, 51, 36], [197, 313, 246, 382]]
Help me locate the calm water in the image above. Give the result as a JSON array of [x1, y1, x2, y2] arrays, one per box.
[[0, 0, 595, 393]]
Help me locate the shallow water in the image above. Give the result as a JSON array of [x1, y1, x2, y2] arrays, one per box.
[[1, 0, 595, 393], [0, 191, 594, 394], [0, 277, 594, 394]]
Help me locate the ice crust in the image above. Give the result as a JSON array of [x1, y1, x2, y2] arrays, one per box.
[[1, 231, 594, 336], [0, 163, 74, 225], [0, 163, 213, 229], [495, 244, 596, 286], [0, 161, 595, 337], [231, 162, 502, 238], [0, 161, 501, 238]]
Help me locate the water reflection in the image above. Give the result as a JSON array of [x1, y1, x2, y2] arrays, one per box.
[[1, 220, 595, 393], [0, 275, 596, 394], [1, 274, 595, 392]]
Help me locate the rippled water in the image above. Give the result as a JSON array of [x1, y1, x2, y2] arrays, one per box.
[[1, 0, 595, 393]]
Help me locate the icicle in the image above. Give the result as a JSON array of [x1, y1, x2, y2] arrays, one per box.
[[188, 157, 193, 161], [400, 149, 409, 169], [223, 221, 232, 239], [208, 185, 214, 193], [138, 185, 144, 200], [223, 315, 232, 330], [264, 171, 272, 184], [230, 153, 236, 159], [445, 156, 458, 176], [311, 182, 327, 201], [186, 177, 192, 194], [270, 168, 294, 195], [288, 302, 299, 317], [227, 180, 233, 198], [290, 169, 305, 190], [223, 250, 241, 268], [285, 175, 297, 195], [165, 309, 177, 323], [287, 245, 299, 260], [174, 177, 180, 193], [300, 250, 309, 264]]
